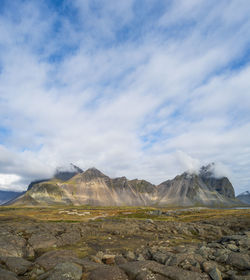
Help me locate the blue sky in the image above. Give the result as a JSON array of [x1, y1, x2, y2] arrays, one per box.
[[0, 0, 250, 193]]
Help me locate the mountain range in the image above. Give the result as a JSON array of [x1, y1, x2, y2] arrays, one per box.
[[236, 191, 250, 205], [0, 190, 25, 205], [5, 163, 243, 207]]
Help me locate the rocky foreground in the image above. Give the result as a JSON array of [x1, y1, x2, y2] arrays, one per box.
[[0, 209, 249, 280]]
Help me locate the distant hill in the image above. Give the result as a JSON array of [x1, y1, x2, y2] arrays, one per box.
[[236, 191, 250, 205], [9, 164, 240, 207], [0, 190, 24, 205]]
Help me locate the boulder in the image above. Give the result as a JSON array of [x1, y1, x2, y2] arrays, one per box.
[[56, 230, 81, 247], [29, 233, 58, 251], [0, 232, 26, 257], [151, 251, 168, 264], [1, 256, 32, 275], [152, 263, 210, 280], [36, 250, 80, 271], [81, 260, 106, 272], [226, 253, 250, 270], [0, 268, 18, 280], [120, 260, 210, 280], [38, 262, 82, 280], [89, 266, 128, 280]]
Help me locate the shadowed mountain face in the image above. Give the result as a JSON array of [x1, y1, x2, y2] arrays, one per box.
[[157, 163, 236, 206], [199, 163, 235, 198], [10, 164, 239, 207], [236, 191, 250, 205]]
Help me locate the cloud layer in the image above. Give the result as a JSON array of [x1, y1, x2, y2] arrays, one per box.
[[0, 0, 250, 193]]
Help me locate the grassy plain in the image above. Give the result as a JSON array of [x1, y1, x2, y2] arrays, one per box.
[[0, 205, 249, 223]]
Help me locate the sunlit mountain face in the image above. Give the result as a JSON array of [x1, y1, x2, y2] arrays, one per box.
[[9, 165, 239, 207]]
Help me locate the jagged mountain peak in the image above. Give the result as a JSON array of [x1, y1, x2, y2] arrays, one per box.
[[55, 163, 83, 174], [84, 167, 106, 177], [180, 172, 198, 179], [238, 190, 250, 196], [199, 163, 216, 178], [54, 163, 83, 181], [70, 167, 109, 183], [236, 190, 250, 205]]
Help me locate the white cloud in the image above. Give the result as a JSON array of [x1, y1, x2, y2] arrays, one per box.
[[210, 162, 231, 179], [0, 174, 22, 191], [175, 151, 201, 174], [0, 1, 249, 194]]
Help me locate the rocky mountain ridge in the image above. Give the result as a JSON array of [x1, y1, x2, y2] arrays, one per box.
[[8, 164, 239, 206], [236, 191, 250, 205], [0, 190, 24, 205]]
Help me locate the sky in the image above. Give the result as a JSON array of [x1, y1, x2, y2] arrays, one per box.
[[0, 0, 250, 194]]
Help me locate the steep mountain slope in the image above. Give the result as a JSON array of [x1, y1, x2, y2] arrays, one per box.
[[199, 163, 235, 198], [157, 163, 237, 206], [9, 164, 239, 207], [158, 172, 236, 206], [236, 191, 250, 205], [0, 190, 24, 205], [11, 168, 158, 206]]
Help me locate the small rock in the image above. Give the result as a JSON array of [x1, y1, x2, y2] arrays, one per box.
[[90, 256, 103, 264], [115, 256, 127, 265], [136, 254, 145, 261], [151, 251, 167, 264], [202, 261, 216, 273], [215, 254, 229, 263], [208, 243, 223, 249], [227, 244, 239, 252], [209, 267, 222, 280], [102, 254, 115, 265], [125, 251, 135, 261], [136, 270, 166, 280], [96, 251, 104, 259]]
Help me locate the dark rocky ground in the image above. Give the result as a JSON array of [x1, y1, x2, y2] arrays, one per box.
[[0, 209, 249, 280]]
